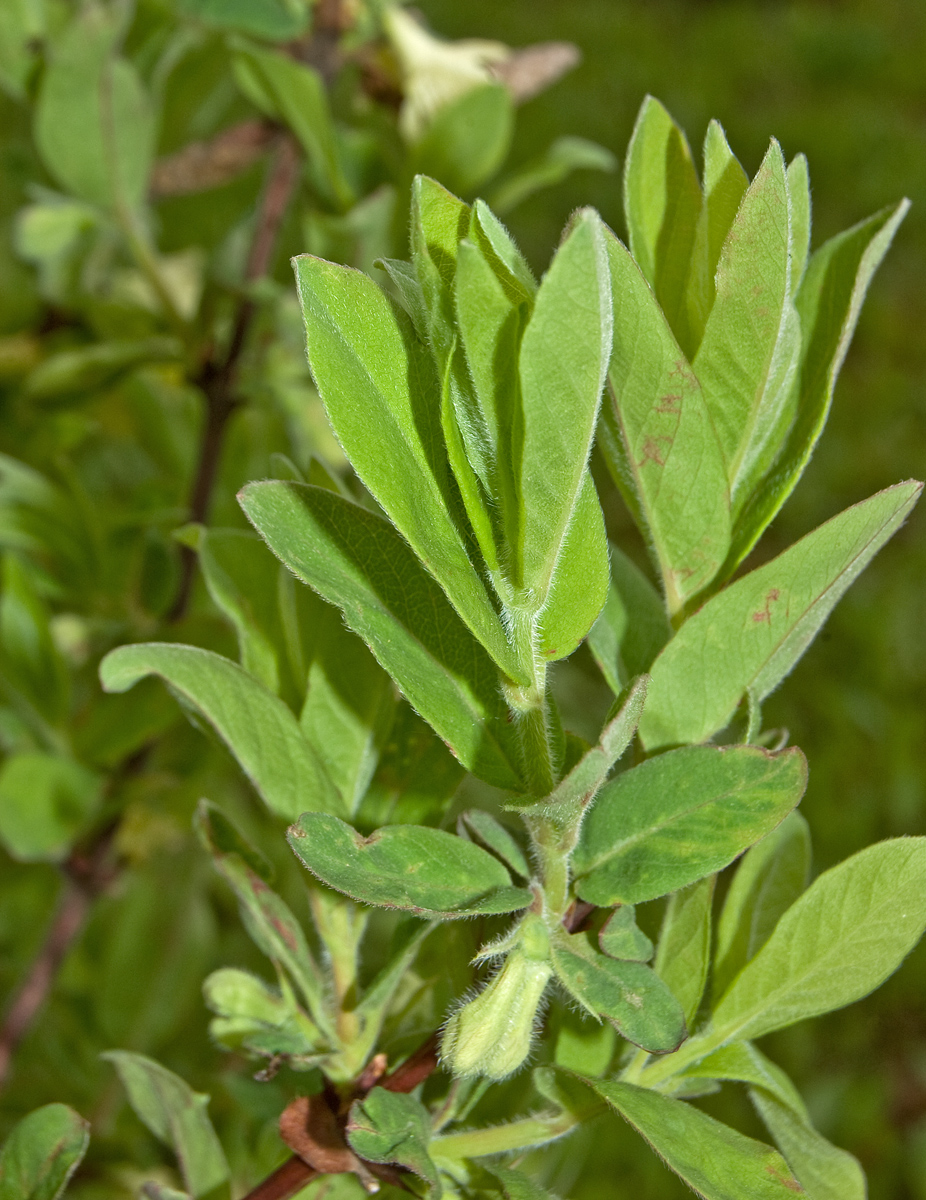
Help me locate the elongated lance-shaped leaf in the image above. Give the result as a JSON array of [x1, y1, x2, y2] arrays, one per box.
[[551, 933, 686, 1053], [751, 1088, 865, 1200], [588, 545, 670, 695], [103, 1053, 230, 1200], [714, 812, 811, 1000], [460, 810, 531, 879], [291, 254, 524, 684], [510, 675, 647, 831], [351, 923, 437, 1065], [516, 209, 612, 622], [787, 155, 811, 296], [289, 814, 530, 918], [706, 837, 926, 1047], [0, 1104, 89, 1200], [573, 745, 806, 906], [655, 876, 715, 1027], [726, 200, 909, 571], [99, 643, 343, 819], [196, 802, 331, 1037], [623, 96, 702, 356], [640, 481, 922, 748], [677, 1041, 808, 1116], [693, 141, 801, 518], [600, 227, 731, 613], [239, 482, 523, 790], [535, 472, 610, 662], [684, 120, 749, 355], [594, 1080, 803, 1199]]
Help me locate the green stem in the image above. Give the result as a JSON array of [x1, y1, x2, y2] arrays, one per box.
[[517, 703, 555, 797], [431, 1110, 582, 1160]]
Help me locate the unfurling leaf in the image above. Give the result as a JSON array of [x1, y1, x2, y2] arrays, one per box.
[[347, 1088, 441, 1196]]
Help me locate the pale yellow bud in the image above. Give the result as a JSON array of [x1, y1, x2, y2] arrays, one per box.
[[441, 926, 552, 1080]]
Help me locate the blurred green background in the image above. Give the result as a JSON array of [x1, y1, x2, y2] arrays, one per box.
[[419, 1, 926, 1196]]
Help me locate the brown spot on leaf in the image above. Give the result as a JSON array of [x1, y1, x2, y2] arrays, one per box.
[[655, 393, 683, 414], [752, 588, 781, 624], [764, 1164, 804, 1192], [637, 436, 672, 468]]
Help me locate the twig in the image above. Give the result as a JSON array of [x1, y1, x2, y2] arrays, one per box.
[[0, 826, 118, 1090], [169, 132, 301, 620], [241, 1156, 317, 1200]]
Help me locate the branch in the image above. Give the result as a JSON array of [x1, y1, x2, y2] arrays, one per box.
[[240, 1156, 317, 1200], [0, 826, 117, 1090], [170, 132, 301, 620]]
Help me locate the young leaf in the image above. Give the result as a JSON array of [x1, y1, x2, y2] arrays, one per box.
[[599, 906, 654, 963], [516, 209, 612, 618], [232, 44, 352, 209], [100, 643, 343, 819], [196, 802, 330, 1032], [751, 1089, 865, 1200], [551, 933, 686, 1053], [239, 481, 523, 789], [573, 745, 806, 906], [787, 155, 812, 296], [684, 121, 749, 354], [301, 619, 397, 816], [640, 481, 923, 749], [290, 255, 523, 683], [654, 876, 715, 1026], [588, 545, 670, 696], [35, 9, 155, 212], [727, 200, 910, 569], [705, 838, 926, 1046], [595, 1080, 803, 1198], [103, 1053, 230, 1200], [0, 1104, 89, 1200], [414, 83, 514, 196], [599, 228, 731, 613], [460, 810, 531, 879], [693, 141, 801, 516], [0, 753, 102, 863], [713, 812, 811, 1000], [203, 968, 320, 1064], [677, 1041, 807, 1116], [623, 96, 702, 353], [347, 1088, 441, 1196], [288, 814, 532, 919]]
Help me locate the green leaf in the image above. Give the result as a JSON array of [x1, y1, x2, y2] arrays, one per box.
[[714, 812, 811, 1000], [489, 136, 616, 215], [1, 554, 70, 727], [654, 876, 715, 1026], [177, 0, 307, 40], [787, 155, 812, 296], [573, 745, 806, 906], [100, 643, 342, 819], [289, 813, 532, 919], [599, 227, 731, 613], [623, 96, 702, 354], [23, 338, 181, 404], [516, 209, 611, 620], [203, 968, 319, 1064], [640, 481, 923, 749], [595, 1080, 803, 1198], [599, 906, 654, 963], [588, 546, 670, 695], [482, 1165, 560, 1200], [192, 528, 290, 697], [0, 0, 45, 100], [460, 809, 531, 879], [0, 1104, 89, 1200], [551, 932, 686, 1053], [301, 619, 397, 817], [676, 1042, 807, 1116], [290, 255, 523, 683], [35, 8, 154, 212], [103, 1052, 230, 1200], [0, 753, 102, 862], [239, 481, 523, 789], [684, 120, 749, 355], [415, 83, 514, 196], [751, 1089, 865, 1200], [347, 1088, 441, 1196], [196, 802, 330, 1034], [232, 45, 352, 210], [706, 837, 926, 1046], [693, 141, 801, 517], [727, 200, 909, 569]]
